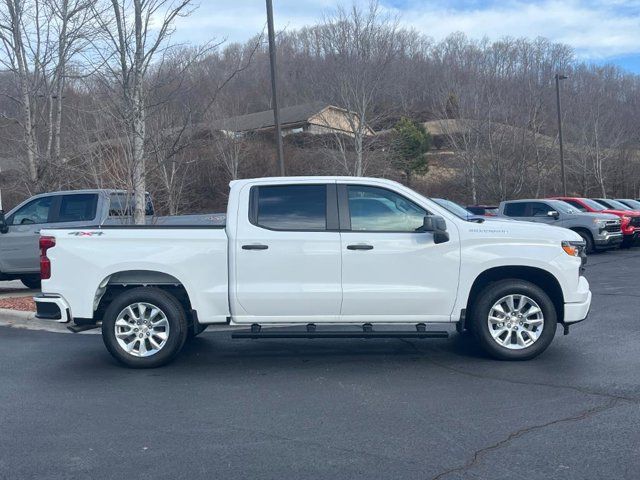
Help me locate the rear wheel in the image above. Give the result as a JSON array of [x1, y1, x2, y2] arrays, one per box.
[[20, 275, 41, 290], [470, 279, 557, 360], [101, 287, 188, 368]]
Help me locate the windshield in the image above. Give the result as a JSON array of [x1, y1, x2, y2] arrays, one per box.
[[431, 198, 473, 219], [619, 199, 640, 209], [582, 198, 608, 211], [551, 200, 579, 214], [602, 199, 633, 210]]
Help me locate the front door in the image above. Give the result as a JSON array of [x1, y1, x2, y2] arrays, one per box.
[[338, 184, 460, 322], [233, 183, 342, 323], [522, 201, 563, 226], [0, 195, 55, 273]]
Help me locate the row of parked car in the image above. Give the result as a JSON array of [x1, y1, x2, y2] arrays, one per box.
[[444, 197, 640, 254]]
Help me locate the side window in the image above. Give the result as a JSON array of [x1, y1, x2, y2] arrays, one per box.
[[565, 200, 586, 212], [503, 202, 527, 217], [255, 185, 327, 231], [347, 185, 426, 232], [56, 194, 98, 222], [9, 196, 53, 225], [530, 202, 552, 217]]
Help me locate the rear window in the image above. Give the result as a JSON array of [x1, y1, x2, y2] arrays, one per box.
[[503, 202, 527, 217], [109, 193, 154, 216], [56, 194, 98, 222], [254, 185, 327, 231]]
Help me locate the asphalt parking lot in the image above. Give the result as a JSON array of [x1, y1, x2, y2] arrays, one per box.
[[1, 249, 639, 480]]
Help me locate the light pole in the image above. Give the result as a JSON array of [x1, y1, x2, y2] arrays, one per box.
[[266, 0, 285, 176], [555, 73, 568, 196]]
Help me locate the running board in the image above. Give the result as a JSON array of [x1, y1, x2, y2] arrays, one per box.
[[232, 323, 449, 340], [67, 324, 100, 333]]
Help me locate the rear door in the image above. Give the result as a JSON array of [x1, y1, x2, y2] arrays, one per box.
[[51, 193, 99, 228], [338, 183, 460, 322], [232, 183, 342, 322]]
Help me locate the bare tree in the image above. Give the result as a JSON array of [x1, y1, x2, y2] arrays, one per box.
[[92, 0, 193, 223], [313, 1, 398, 175], [46, 0, 96, 165], [0, 0, 52, 186]]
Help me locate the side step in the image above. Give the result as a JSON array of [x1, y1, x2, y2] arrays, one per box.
[[67, 324, 100, 333], [231, 323, 449, 340]]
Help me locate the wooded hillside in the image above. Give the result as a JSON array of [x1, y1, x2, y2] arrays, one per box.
[[1, 1, 639, 213]]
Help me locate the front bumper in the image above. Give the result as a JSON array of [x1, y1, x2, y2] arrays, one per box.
[[594, 232, 623, 247], [33, 295, 72, 323], [563, 276, 591, 324]]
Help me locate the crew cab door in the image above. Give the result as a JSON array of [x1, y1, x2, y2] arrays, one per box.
[[337, 183, 460, 322], [0, 193, 99, 274], [522, 201, 563, 225], [0, 195, 55, 273], [232, 183, 342, 323]]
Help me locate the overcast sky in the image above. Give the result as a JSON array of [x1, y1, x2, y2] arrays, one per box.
[[172, 0, 640, 73]]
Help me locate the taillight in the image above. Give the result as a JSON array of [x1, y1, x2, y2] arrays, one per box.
[[39, 236, 56, 280]]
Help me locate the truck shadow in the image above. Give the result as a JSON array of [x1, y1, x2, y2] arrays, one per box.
[[175, 331, 489, 367]]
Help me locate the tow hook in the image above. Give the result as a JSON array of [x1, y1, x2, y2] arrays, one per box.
[[563, 324, 570, 336]]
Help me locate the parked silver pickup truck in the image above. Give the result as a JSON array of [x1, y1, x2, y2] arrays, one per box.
[[0, 189, 221, 288], [499, 198, 622, 253]]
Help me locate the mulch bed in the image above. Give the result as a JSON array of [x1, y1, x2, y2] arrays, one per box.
[[0, 297, 36, 311]]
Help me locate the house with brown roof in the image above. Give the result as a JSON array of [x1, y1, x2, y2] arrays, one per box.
[[212, 101, 375, 137]]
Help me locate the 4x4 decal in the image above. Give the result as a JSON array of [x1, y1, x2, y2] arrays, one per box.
[[68, 231, 104, 237]]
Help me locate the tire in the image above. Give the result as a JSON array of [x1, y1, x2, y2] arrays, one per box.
[[101, 287, 188, 368], [573, 230, 594, 254], [20, 276, 41, 290], [470, 279, 557, 360]]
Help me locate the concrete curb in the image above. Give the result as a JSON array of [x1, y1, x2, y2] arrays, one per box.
[[0, 307, 74, 333], [0, 308, 244, 335]]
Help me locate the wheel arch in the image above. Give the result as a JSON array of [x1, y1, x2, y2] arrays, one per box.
[[466, 266, 565, 324], [92, 270, 195, 328], [568, 226, 594, 245]]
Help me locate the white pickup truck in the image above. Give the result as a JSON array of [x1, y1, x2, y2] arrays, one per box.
[[35, 177, 591, 368]]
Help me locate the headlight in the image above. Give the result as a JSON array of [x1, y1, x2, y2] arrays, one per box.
[[562, 240, 584, 257], [593, 218, 606, 227]]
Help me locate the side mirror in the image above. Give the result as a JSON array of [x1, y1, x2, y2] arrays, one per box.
[[419, 215, 450, 244], [547, 210, 560, 220], [0, 210, 8, 234]]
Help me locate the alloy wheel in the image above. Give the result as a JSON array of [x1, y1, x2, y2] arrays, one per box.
[[487, 294, 544, 350]]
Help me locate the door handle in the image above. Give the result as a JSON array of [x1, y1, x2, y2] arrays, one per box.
[[34, 230, 40, 234], [242, 244, 269, 250], [347, 244, 374, 250]]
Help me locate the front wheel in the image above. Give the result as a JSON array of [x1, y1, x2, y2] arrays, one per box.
[[470, 279, 557, 360], [101, 287, 188, 368], [574, 230, 594, 254]]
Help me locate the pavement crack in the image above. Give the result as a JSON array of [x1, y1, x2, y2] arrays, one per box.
[[429, 397, 621, 480], [399, 339, 638, 403]]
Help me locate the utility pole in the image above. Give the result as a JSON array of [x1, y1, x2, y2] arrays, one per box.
[[555, 73, 568, 196], [266, 0, 285, 175]]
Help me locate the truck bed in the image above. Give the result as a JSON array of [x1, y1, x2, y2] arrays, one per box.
[[40, 226, 230, 324]]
